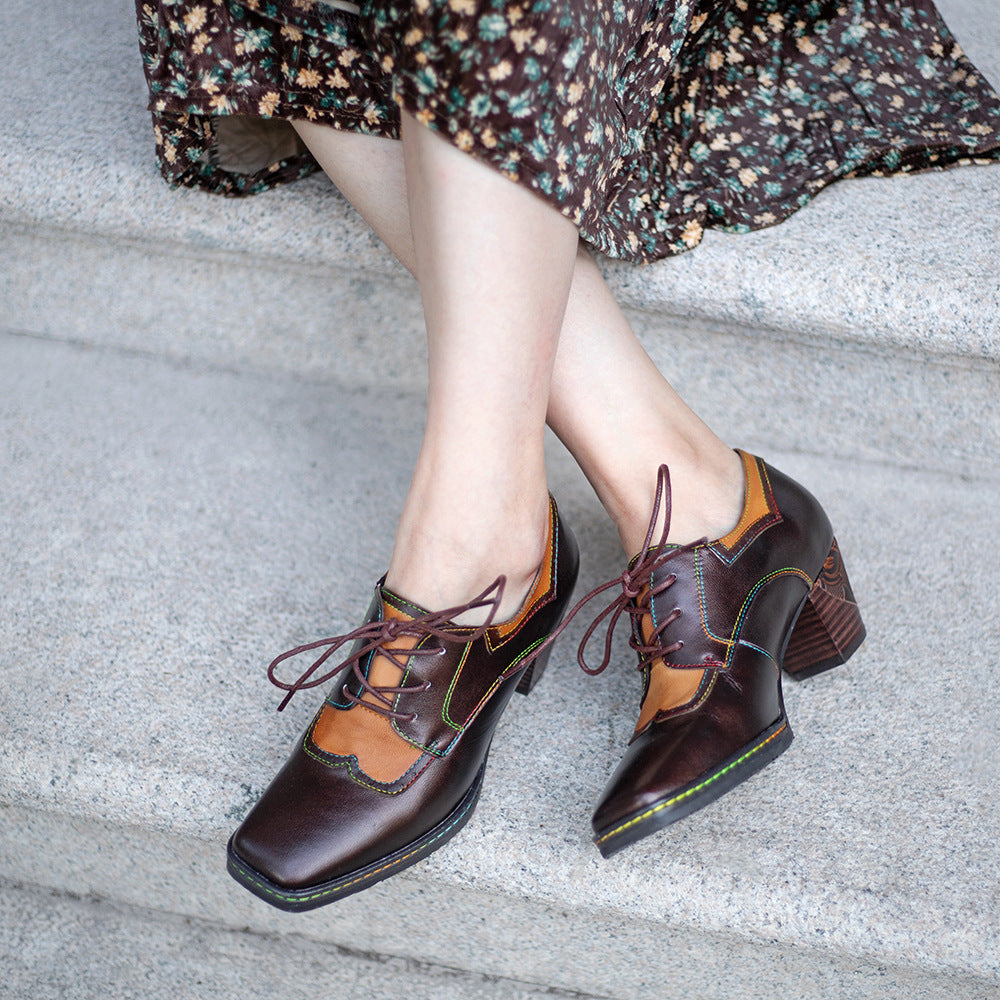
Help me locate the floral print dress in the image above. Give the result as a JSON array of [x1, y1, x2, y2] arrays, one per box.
[[136, 0, 1000, 262]]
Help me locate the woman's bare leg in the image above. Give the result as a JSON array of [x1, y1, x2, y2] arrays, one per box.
[[293, 121, 744, 558], [546, 250, 744, 554], [381, 114, 578, 620]]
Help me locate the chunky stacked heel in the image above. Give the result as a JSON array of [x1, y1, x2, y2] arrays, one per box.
[[783, 538, 866, 680]]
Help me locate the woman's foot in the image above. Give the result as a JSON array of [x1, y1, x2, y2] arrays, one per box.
[[384, 468, 552, 625], [610, 443, 746, 554], [228, 498, 580, 909], [573, 453, 865, 856]]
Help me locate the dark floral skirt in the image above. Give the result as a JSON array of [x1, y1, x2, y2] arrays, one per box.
[[136, 0, 1000, 261]]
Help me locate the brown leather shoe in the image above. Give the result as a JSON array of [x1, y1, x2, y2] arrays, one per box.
[[227, 497, 579, 909], [554, 452, 864, 857]]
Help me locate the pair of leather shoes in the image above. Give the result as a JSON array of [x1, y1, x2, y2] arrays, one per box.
[[227, 496, 579, 910], [228, 451, 864, 907]]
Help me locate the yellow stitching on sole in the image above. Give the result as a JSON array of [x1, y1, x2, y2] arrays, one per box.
[[595, 724, 788, 845]]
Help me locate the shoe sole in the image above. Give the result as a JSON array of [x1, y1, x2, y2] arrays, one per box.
[[226, 758, 487, 911], [592, 716, 794, 858]]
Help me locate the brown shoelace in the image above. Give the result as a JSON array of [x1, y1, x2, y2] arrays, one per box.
[[267, 578, 506, 717], [529, 465, 706, 675], [268, 465, 700, 717]]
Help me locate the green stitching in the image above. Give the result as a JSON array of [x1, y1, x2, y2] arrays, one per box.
[[698, 561, 812, 660], [595, 723, 788, 845], [441, 643, 473, 731], [301, 738, 434, 794], [507, 635, 547, 669], [231, 786, 478, 905]]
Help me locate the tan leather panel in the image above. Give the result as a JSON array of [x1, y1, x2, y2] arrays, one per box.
[[634, 607, 706, 732], [311, 603, 424, 784], [495, 499, 554, 639], [635, 661, 706, 731], [717, 451, 772, 549]]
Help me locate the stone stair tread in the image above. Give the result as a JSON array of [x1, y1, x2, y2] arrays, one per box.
[[0, 881, 603, 1000], [1, 0, 998, 363], [2, 331, 998, 998]]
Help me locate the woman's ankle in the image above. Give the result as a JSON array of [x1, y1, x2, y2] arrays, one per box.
[[609, 446, 746, 556], [384, 490, 550, 624]]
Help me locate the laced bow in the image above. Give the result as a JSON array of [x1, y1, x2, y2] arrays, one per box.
[[530, 464, 706, 676], [267, 578, 506, 716]]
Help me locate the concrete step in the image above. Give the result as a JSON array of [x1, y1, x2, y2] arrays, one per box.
[[2, 331, 998, 998], [0, 880, 603, 1000], [2, 0, 1000, 477]]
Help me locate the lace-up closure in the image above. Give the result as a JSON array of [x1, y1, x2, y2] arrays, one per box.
[[586, 451, 867, 857], [228, 497, 580, 910], [267, 578, 506, 715], [533, 464, 705, 677]]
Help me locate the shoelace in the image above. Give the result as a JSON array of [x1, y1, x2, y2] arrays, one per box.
[[267, 578, 506, 717], [529, 464, 705, 676], [268, 465, 700, 716]]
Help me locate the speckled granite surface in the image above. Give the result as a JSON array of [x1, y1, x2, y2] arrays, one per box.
[[1, 332, 998, 998], [0, 880, 612, 1000], [0, 881, 611, 1000]]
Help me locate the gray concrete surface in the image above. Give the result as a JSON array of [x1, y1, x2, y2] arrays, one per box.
[[6, 216, 1000, 478], [0, 881, 603, 1000], [1, 331, 998, 998]]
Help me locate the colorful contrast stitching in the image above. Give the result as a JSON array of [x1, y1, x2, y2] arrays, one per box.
[[301, 734, 436, 794], [303, 706, 437, 792], [434, 643, 543, 756], [485, 502, 559, 654], [695, 552, 735, 654], [328, 639, 376, 710], [230, 785, 479, 905], [439, 629, 553, 747], [441, 644, 474, 731], [379, 590, 426, 619], [648, 549, 729, 669], [739, 638, 776, 664], [728, 568, 813, 654], [698, 560, 812, 663], [710, 457, 782, 564], [649, 669, 717, 725], [390, 632, 458, 753], [436, 672, 505, 757], [595, 724, 788, 846], [506, 635, 547, 670]]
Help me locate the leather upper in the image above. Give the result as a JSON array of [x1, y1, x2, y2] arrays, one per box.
[[231, 498, 579, 890], [592, 453, 835, 836]]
